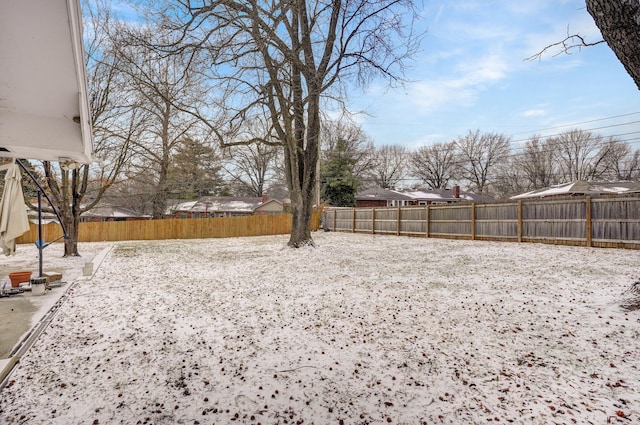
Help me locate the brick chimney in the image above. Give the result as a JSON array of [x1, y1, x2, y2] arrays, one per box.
[[452, 185, 460, 198], [261, 194, 269, 203]]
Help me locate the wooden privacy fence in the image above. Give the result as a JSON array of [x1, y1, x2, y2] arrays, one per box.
[[17, 211, 322, 244], [322, 196, 640, 249]]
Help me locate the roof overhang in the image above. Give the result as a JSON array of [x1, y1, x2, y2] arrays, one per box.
[[0, 0, 93, 164], [510, 181, 640, 199]]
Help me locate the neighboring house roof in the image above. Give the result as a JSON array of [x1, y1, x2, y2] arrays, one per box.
[[510, 180, 640, 200], [0, 0, 93, 164], [168, 200, 200, 214], [26, 206, 59, 224], [253, 199, 284, 212], [403, 188, 495, 203], [81, 206, 150, 219], [356, 187, 494, 203], [356, 188, 414, 202], [167, 196, 283, 215]]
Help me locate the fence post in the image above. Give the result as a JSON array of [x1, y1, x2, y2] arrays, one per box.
[[333, 209, 337, 231], [517, 200, 523, 242], [425, 205, 430, 238], [585, 196, 592, 247], [397, 206, 401, 236], [351, 208, 356, 233], [371, 208, 375, 234], [471, 203, 476, 240]]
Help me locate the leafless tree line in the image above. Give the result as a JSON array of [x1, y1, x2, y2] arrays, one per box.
[[321, 127, 639, 199]]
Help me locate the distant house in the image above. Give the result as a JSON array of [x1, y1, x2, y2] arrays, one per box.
[[27, 205, 59, 224], [510, 180, 640, 200], [81, 206, 151, 222], [355, 188, 414, 207], [253, 199, 285, 215], [166, 195, 284, 218], [28, 202, 149, 223], [355, 187, 494, 207]]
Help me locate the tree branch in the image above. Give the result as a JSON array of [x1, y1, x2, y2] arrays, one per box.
[[525, 29, 605, 62]]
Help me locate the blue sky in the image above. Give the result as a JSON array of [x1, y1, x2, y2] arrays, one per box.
[[350, 0, 640, 150], [105, 0, 640, 152]]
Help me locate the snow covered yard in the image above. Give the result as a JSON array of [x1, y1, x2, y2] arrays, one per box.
[[0, 232, 639, 424]]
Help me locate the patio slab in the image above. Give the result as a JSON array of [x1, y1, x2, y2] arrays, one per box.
[[0, 244, 112, 380]]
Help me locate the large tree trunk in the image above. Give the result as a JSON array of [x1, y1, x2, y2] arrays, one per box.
[[42, 163, 84, 257], [288, 188, 314, 248], [63, 212, 80, 257], [586, 0, 640, 90], [152, 106, 172, 219], [63, 168, 83, 257], [285, 53, 320, 247]]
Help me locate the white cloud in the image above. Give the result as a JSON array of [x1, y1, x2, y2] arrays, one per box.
[[457, 53, 508, 83], [408, 53, 509, 112], [521, 109, 546, 117]]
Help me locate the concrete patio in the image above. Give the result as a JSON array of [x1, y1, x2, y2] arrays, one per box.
[[0, 243, 111, 381]]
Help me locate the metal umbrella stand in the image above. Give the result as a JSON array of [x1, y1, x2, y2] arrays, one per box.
[[15, 160, 69, 281]]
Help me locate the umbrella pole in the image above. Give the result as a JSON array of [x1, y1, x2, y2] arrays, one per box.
[[37, 191, 43, 278]]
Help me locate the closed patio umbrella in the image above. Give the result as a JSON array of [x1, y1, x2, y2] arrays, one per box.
[[0, 163, 30, 255]]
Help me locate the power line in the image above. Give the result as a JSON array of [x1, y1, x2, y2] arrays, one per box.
[[506, 111, 640, 138], [509, 119, 640, 145]]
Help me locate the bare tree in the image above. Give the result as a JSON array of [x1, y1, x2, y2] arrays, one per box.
[[112, 23, 212, 218], [455, 130, 511, 194], [619, 148, 640, 180], [368, 145, 409, 189], [516, 135, 559, 190], [410, 141, 458, 189], [99, 175, 154, 214], [548, 129, 609, 181], [264, 159, 290, 201], [146, 0, 421, 247], [224, 142, 279, 197], [221, 114, 281, 197], [596, 137, 640, 180], [493, 156, 528, 199]]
